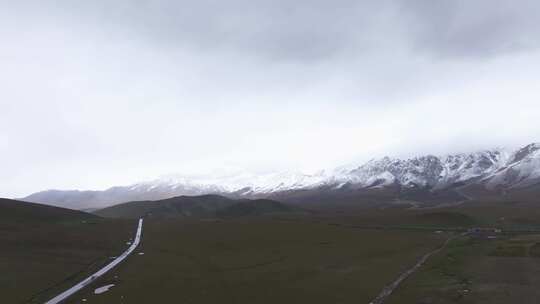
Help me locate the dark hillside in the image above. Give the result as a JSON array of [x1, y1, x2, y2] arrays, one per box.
[[0, 198, 97, 223], [216, 199, 298, 217], [95, 195, 236, 219], [95, 195, 299, 219]]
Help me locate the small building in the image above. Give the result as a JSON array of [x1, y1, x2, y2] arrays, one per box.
[[467, 227, 502, 239]]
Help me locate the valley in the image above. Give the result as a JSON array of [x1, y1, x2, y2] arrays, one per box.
[[5, 2, 539, 302]]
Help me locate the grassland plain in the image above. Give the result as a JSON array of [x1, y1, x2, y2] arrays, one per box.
[[66, 216, 445, 304], [0, 199, 135, 304], [386, 233, 540, 304], [66, 199, 540, 304], [10, 196, 540, 304], [382, 199, 540, 304]]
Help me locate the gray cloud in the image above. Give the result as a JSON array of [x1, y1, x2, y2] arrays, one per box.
[[403, 0, 540, 58], [12, 0, 539, 62], [23, 0, 378, 62]]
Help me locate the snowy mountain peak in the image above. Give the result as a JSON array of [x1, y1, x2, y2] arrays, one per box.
[[139, 144, 538, 195]]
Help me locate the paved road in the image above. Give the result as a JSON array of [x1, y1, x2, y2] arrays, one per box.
[[44, 218, 144, 304]]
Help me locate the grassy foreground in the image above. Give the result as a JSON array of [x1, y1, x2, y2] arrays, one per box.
[[0, 199, 134, 304], [387, 233, 540, 304], [8, 196, 540, 304], [66, 217, 444, 304]]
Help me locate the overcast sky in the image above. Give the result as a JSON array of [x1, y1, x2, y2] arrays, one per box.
[[2, 0, 540, 197]]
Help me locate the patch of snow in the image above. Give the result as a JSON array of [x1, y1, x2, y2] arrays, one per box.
[[94, 284, 115, 295], [365, 171, 396, 188]]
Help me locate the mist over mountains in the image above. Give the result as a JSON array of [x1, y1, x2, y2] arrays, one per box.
[[23, 143, 540, 210]]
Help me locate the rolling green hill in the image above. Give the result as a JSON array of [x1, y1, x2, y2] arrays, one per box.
[[95, 195, 298, 219]]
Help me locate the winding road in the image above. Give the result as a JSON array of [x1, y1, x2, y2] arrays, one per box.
[[44, 218, 144, 304]]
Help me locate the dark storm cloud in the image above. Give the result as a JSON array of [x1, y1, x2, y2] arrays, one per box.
[[403, 0, 540, 58], [16, 0, 539, 62], [49, 0, 380, 63]]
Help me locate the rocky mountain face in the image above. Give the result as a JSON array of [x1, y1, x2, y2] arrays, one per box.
[[334, 149, 511, 190], [22, 143, 540, 210], [484, 143, 540, 190]]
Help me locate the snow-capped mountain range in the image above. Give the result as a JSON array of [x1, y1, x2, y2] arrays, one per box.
[[23, 143, 540, 210]]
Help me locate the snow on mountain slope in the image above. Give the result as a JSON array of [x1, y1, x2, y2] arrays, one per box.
[[436, 149, 510, 189], [323, 149, 510, 191], [484, 143, 540, 189], [144, 143, 534, 193], [147, 170, 330, 194], [364, 171, 397, 188], [22, 143, 540, 209]]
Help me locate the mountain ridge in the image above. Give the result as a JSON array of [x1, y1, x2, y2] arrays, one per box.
[[23, 143, 540, 210]]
